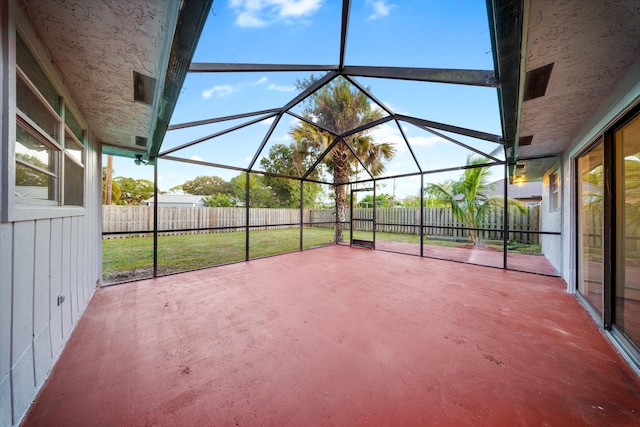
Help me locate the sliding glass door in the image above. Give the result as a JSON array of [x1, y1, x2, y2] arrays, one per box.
[[615, 114, 640, 345], [577, 140, 605, 316]]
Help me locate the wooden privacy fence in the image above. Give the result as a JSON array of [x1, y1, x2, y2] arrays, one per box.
[[103, 205, 540, 243], [309, 207, 540, 244], [102, 206, 309, 239]]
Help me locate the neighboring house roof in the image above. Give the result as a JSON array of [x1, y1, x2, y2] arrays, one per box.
[[145, 195, 206, 205], [488, 179, 542, 200]]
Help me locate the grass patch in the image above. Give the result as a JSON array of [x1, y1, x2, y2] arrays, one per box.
[[102, 227, 335, 283]]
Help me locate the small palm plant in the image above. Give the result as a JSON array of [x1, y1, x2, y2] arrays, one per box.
[[425, 155, 526, 245]]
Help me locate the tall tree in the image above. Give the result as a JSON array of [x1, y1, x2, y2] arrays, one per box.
[[230, 174, 273, 208], [172, 175, 232, 196], [425, 155, 526, 245], [260, 143, 323, 208], [113, 177, 154, 205], [290, 77, 395, 242]]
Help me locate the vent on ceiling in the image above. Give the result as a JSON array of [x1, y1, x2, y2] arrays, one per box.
[[135, 136, 148, 147], [523, 63, 554, 101], [133, 71, 156, 105], [515, 162, 526, 170], [519, 135, 533, 146]]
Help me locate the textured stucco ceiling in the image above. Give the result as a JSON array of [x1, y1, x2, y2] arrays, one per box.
[[517, 0, 640, 159], [18, 0, 176, 152]]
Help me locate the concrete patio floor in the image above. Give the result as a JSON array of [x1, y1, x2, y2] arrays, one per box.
[[23, 246, 640, 426]]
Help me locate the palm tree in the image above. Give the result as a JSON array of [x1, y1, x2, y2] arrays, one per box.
[[425, 155, 526, 245], [290, 77, 395, 242]]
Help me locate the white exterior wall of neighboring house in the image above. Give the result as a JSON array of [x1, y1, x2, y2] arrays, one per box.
[[562, 56, 640, 292], [540, 167, 563, 275], [145, 194, 207, 207], [0, 4, 102, 426]]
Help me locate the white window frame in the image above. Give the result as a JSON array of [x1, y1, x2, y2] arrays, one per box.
[[2, 10, 88, 222], [549, 171, 560, 213]]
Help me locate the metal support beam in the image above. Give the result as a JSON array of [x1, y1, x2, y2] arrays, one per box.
[[397, 114, 503, 143], [339, 0, 351, 71], [190, 63, 338, 73], [344, 75, 394, 116], [396, 119, 422, 173], [149, 0, 214, 158], [245, 171, 250, 261], [159, 112, 278, 157], [420, 173, 424, 257], [503, 162, 508, 269], [167, 109, 280, 131], [300, 180, 304, 252], [286, 111, 339, 136], [248, 112, 283, 170], [301, 135, 342, 180], [342, 65, 499, 87], [420, 126, 502, 162], [282, 71, 338, 112], [153, 160, 159, 278], [340, 116, 393, 139]]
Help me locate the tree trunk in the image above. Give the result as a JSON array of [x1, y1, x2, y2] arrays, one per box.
[[333, 154, 349, 243], [105, 155, 113, 205], [335, 182, 345, 243]]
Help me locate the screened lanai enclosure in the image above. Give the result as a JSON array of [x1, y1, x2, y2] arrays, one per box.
[[102, 1, 561, 283]]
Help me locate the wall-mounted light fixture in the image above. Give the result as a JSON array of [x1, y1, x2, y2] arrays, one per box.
[[134, 154, 149, 165]]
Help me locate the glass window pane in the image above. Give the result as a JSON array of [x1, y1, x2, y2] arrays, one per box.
[[15, 163, 55, 200], [17, 76, 59, 141], [64, 155, 84, 206], [615, 113, 640, 345], [16, 124, 56, 173], [578, 141, 604, 315], [65, 131, 84, 164], [16, 33, 59, 113], [65, 109, 84, 141]]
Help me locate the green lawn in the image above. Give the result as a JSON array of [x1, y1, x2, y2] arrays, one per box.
[[102, 227, 336, 282], [102, 226, 541, 283]]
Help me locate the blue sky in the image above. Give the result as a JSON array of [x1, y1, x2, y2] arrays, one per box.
[[108, 0, 502, 199]]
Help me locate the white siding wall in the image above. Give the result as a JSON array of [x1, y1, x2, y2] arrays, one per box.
[[0, 144, 102, 426], [563, 57, 640, 292], [0, 4, 103, 426], [540, 169, 563, 274]]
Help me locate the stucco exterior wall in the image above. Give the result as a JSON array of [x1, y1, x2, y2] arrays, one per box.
[[0, 4, 102, 426], [561, 56, 640, 292]]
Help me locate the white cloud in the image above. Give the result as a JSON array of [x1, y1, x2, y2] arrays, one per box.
[[279, 0, 322, 17], [191, 154, 203, 161], [268, 83, 296, 92], [253, 76, 269, 85], [271, 134, 293, 143], [231, 0, 322, 28], [370, 123, 404, 147], [201, 77, 269, 100], [368, 123, 443, 156], [408, 135, 442, 146], [367, 0, 396, 21], [261, 116, 276, 125], [202, 84, 234, 99]]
